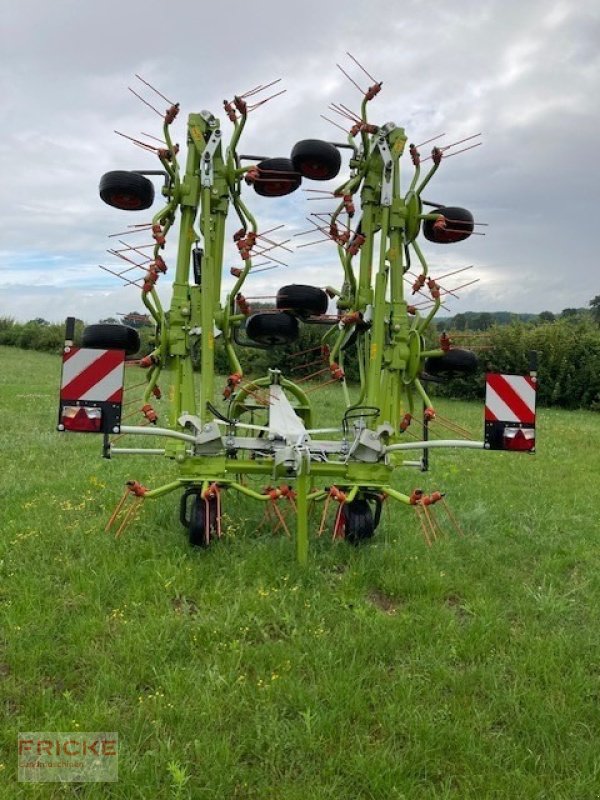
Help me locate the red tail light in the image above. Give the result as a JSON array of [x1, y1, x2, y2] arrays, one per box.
[[61, 406, 103, 432], [502, 426, 535, 452]]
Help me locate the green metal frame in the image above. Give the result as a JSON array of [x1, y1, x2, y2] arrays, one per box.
[[108, 81, 484, 562]]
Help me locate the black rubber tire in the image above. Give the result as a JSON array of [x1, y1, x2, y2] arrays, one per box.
[[188, 495, 217, 548], [291, 139, 341, 181], [99, 171, 155, 211], [342, 498, 375, 545], [245, 312, 299, 346], [82, 324, 141, 355], [253, 158, 302, 197], [424, 348, 478, 376], [276, 285, 329, 317], [423, 206, 474, 244]]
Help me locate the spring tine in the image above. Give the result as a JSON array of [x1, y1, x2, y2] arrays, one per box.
[[249, 264, 280, 274], [116, 240, 155, 252], [115, 497, 141, 538], [259, 223, 285, 236], [141, 131, 168, 145], [431, 417, 473, 439], [105, 489, 130, 532], [289, 344, 323, 358], [295, 367, 330, 383], [440, 132, 482, 151], [332, 504, 345, 540], [250, 248, 288, 267], [328, 103, 359, 122], [107, 227, 152, 238], [107, 250, 145, 269], [442, 226, 485, 237], [294, 226, 326, 238], [416, 133, 446, 148], [339, 102, 363, 121], [336, 63, 365, 94], [114, 130, 158, 151], [320, 114, 349, 134], [271, 502, 291, 538], [312, 213, 357, 234], [318, 495, 331, 537], [404, 276, 452, 311], [247, 89, 287, 111], [296, 237, 331, 249], [240, 77, 282, 99], [291, 358, 324, 372], [255, 235, 293, 253], [238, 82, 264, 99], [345, 51, 378, 83], [416, 507, 432, 547], [128, 87, 163, 118], [304, 377, 340, 394], [134, 74, 174, 105], [439, 278, 480, 298], [434, 265, 474, 282], [441, 498, 465, 537], [98, 265, 143, 288], [421, 504, 438, 542]]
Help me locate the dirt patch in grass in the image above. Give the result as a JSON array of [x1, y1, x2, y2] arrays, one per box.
[[445, 593, 473, 623], [367, 589, 402, 615], [171, 595, 198, 616]]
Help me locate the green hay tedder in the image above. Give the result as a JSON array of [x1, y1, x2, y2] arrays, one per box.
[[58, 58, 537, 561]]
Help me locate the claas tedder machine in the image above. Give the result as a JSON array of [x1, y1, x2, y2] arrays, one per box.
[[57, 58, 537, 561]]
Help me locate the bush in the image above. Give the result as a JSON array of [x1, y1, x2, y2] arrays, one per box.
[[431, 319, 600, 410]]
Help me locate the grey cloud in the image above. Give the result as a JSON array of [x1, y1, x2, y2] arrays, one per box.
[[1, 0, 598, 322]]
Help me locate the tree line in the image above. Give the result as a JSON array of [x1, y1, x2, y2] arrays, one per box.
[[1, 299, 599, 411]]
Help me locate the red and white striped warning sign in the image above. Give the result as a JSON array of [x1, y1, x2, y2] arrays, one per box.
[[485, 373, 536, 424], [60, 348, 125, 403]]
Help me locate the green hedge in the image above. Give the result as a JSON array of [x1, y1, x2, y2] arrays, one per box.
[[431, 319, 600, 411], [2, 316, 598, 410]]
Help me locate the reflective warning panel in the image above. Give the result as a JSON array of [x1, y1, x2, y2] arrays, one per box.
[[484, 373, 536, 452], [58, 347, 125, 434]]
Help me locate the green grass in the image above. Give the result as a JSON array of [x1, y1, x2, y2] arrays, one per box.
[[1, 345, 600, 799]]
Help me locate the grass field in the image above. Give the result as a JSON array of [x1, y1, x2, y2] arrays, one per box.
[[1, 344, 600, 799]]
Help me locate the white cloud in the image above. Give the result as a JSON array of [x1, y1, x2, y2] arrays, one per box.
[[1, 0, 598, 322]]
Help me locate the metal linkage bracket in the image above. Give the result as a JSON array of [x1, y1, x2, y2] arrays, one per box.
[[376, 136, 394, 207], [179, 414, 223, 454], [200, 129, 222, 188]]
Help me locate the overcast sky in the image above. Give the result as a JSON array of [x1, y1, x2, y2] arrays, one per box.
[[1, 0, 598, 323]]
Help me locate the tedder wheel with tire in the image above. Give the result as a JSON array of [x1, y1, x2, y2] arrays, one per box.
[[82, 324, 141, 356], [99, 171, 155, 211], [341, 497, 377, 545], [245, 312, 300, 346], [180, 489, 219, 548], [276, 285, 329, 317], [59, 59, 536, 566], [422, 206, 474, 244], [290, 139, 341, 181], [252, 158, 302, 197], [424, 348, 478, 376]]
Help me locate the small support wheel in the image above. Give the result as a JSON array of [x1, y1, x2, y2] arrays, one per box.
[[180, 489, 219, 548], [341, 494, 382, 545]]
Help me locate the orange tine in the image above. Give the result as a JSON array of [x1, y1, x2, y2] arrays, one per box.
[[105, 489, 129, 532]]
